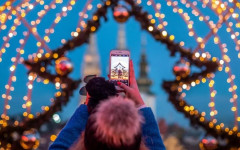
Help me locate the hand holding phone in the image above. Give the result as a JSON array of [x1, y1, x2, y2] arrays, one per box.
[[117, 60, 145, 107]]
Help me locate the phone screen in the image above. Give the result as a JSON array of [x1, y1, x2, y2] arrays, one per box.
[[110, 53, 129, 85]]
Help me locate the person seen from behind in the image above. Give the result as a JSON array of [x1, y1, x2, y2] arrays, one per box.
[[70, 97, 148, 150], [49, 60, 165, 150]]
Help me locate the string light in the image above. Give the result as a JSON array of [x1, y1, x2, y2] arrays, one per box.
[[0, 0, 239, 148], [0, 0, 41, 61]]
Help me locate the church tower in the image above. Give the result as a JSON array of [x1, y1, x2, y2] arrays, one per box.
[[80, 33, 101, 104], [82, 33, 101, 77], [137, 33, 156, 115], [116, 23, 126, 50]]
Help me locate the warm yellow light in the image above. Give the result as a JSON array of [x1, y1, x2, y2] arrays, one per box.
[[178, 9, 183, 14], [200, 117, 205, 122], [237, 117, 240, 122], [188, 24, 192, 29], [214, 37, 219, 44], [210, 80, 215, 84], [21, 12, 26, 17], [212, 57, 217, 62], [53, 53, 59, 59], [26, 101, 32, 107], [70, 0, 75, 5], [237, 133, 240, 137], [50, 135, 57, 142], [157, 24, 163, 29], [225, 67, 230, 73], [231, 107, 237, 112], [106, 0, 111, 5], [233, 126, 238, 131], [43, 79, 49, 84], [56, 92, 62, 97], [1, 48, 6, 53], [150, 19, 155, 24], [210, 111, 215, 116], [209, 122, 214, 128], [188, 31, 194, 36], [5, 105, 10, 110], [23, 112, 28, 117], [45, 106, 49, 111], [36, 42, 41, 47], [169, 35, 174, 41], [210, 92, 216, 97], [184, 106, 189, 112], [40, 1, 44, 5], [40, 67, 45, 72], [209, 102, 215, 107], [44, 36, 49, 41], [93, 15, 98, 21], [91, 26, 96, 32], [236, 23, 240, 28], [28, 114, 34, 119], [197, 37, 203, 43], [56, 0, 63, 3], [189, 106, 194, 110], [216, 125, 220, 130], [201, 78, 206, 83], [20, 49, 24, 54], [218, 67, 222, 71], [45, 53, 50, 58]]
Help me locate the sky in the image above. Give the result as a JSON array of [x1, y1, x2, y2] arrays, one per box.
[[0, 0, 240, 128]]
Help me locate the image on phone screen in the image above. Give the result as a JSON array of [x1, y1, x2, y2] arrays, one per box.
[[110, 54, 129, 85]]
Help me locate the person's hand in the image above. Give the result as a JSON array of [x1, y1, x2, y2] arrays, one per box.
[[117, 60, 145, 107]]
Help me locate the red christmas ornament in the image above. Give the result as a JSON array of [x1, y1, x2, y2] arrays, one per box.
[[113, 5, 130, 23], [200, 135, 218, 150], [55, 57, 73, 76], [173, 59, 190, 78], [20, 129, 40, 150]]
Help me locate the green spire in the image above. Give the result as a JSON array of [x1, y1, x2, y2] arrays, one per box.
[[137, 33, 153, 94]]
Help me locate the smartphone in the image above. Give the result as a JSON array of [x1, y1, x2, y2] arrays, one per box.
[[109, 50, 130, 86]]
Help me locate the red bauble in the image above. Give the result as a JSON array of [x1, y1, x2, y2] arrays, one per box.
[[173, 59, 190, 78], [20, 129, 40, 150], [113, 5, 130, 23], [200, 135, 218, 150], [55, 57, 73, 76]]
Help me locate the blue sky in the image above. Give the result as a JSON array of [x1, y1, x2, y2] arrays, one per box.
[[0, 0, 240, 128]]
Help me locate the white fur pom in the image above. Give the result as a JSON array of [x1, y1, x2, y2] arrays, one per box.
[[91, 96, 144, 146]]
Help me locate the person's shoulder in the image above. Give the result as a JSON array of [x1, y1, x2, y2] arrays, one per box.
[[139, 106, 151, 112]]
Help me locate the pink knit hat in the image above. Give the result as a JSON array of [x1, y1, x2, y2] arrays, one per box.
[[84, 96, 145, 150]]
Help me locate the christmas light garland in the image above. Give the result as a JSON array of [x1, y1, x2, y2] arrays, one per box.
[[0, 0, 239, 149]]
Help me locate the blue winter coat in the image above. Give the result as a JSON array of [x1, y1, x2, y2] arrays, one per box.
[[49, 105, 165, 150]]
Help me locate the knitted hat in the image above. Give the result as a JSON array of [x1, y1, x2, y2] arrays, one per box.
[[84, 97, 144, 150]]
